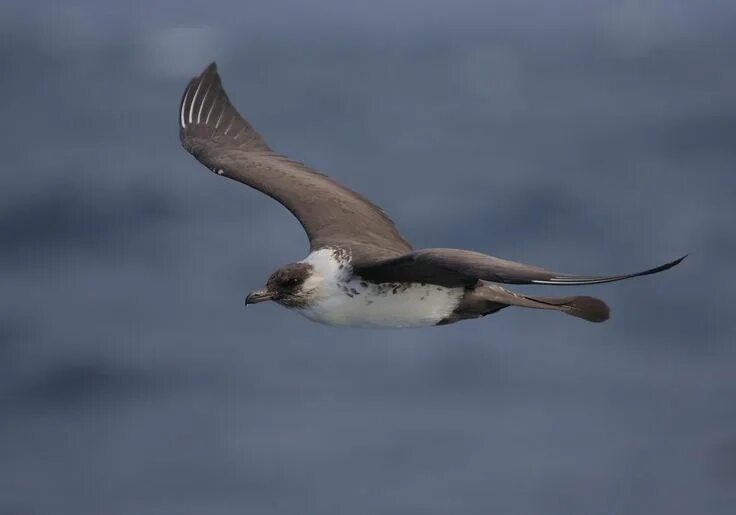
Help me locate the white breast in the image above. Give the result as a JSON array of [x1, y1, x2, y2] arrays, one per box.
[[293, 249, 463, 328]]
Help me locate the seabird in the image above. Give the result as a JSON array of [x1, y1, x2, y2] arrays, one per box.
[[179, 62, 685, 328]]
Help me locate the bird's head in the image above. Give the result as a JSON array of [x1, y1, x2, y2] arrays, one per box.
[[245, 262, 317, 308]]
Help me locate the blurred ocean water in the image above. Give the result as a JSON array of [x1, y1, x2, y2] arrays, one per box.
[[1, 2, 735, 514]]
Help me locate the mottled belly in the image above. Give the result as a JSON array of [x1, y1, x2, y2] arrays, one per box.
[[297, 282, 464, 328]]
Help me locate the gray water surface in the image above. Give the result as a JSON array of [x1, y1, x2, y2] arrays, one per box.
[[1, 2, 735, 514]]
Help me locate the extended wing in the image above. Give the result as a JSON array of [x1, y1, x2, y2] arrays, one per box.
[[354, 248, 686, 288], [179, 62, 412, 264]]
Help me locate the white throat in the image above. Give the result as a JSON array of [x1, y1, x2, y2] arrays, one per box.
[[293, 248, 463, 328]]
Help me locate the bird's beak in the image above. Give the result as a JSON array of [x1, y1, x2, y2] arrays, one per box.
[[245, 288, 275, 306]]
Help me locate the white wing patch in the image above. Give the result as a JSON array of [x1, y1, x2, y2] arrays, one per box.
[[180, 74, 216, 129], [214, 105, 225, 128], [204, 96, 217, 124], [187, 79, 203, 125], [223, 117, 234, 135], [196, 84, 211, 124], [180, 85, 191, 128]]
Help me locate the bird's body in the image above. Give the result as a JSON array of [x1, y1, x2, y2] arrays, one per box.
[[295, 249, 462, 328], [178, 62, 684, 328]]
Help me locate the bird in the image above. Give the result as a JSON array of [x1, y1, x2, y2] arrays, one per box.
[[178, 62, 685, 328]]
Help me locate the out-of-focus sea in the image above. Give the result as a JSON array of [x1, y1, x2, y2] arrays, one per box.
[[1, 2, 735, 514]]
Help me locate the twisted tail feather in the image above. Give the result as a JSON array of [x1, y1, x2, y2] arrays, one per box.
[[473, 284, 610, 323]]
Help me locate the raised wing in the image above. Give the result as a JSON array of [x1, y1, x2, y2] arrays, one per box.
[[354, 248, 686, 288], [179, 62, 412, 264]]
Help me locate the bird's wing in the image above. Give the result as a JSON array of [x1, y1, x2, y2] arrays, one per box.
[[353, 248, 686, 288], [179, 62, 412, 264]]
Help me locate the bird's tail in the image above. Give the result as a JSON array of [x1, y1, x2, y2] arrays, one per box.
[[478, 283, 610, 322], [520, 294, 610, 322]]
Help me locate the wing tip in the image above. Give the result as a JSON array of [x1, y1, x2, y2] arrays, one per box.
[[639, 253, 688, 275], [669, 254, 688, 268], [179, 61, 224, 132], [200, 61, 219, 79], [178, 61, 272, 160], [529, 253, 687, 286]]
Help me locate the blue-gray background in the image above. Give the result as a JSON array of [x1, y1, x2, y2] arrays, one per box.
[[1, 1, 735, 514]]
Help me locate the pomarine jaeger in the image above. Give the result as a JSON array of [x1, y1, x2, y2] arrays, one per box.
[[179, 62, 684, 328]]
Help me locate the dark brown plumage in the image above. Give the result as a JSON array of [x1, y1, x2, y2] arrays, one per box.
[[180, 63, 411, 266], [354, 249, 686, 288], [179, 62, 685, 326]]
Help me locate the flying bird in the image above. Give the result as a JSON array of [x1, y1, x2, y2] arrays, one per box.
[[179, 62, 684, 328]]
